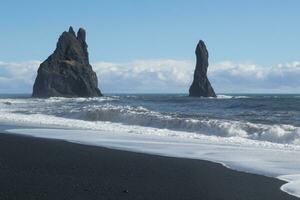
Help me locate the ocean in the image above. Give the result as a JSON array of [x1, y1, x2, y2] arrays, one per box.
[[1, 93, 300, 197], [0, 94, 300, 145]]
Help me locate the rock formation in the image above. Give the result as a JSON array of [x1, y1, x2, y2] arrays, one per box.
[[189, 40, 216, 97], [32, 26, 102, 97]]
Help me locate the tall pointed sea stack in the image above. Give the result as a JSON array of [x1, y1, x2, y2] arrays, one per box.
[[189, 40, 216, 97], [32, 27, 102, 97]]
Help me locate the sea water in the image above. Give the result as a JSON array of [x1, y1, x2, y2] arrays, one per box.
[[0, 94, 300, 197]]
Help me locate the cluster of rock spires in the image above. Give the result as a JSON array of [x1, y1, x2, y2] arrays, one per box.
[[32, 27, 215, 98], [32, 27, 102, 97], [189, 40, 216, 97]]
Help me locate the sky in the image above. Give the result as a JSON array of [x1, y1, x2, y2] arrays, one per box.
[[0, 0, 300, 94]]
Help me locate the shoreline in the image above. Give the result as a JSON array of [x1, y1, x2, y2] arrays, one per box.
[[0, 132, 298, 200]]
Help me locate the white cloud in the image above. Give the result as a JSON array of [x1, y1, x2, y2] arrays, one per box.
[[1, 59, 300, 94], [92, 59, 194, 93], [209, 61, 300, 93], [0, 61, 40, 93]]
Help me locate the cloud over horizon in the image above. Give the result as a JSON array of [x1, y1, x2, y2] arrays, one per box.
[[0, 61, 40, 93], [0, 59, 300, 94]]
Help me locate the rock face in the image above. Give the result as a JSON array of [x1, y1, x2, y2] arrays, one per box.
[[32, 27, 102, 97], [189, 40, 216, 97]]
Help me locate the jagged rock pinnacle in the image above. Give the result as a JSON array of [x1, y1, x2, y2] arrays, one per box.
[[68, 26, 76, 37], [77, 28, 86, 42], [32, 27, 102, 98]]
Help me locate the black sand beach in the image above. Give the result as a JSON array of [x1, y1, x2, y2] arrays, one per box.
[[0, 132, 298, 200]]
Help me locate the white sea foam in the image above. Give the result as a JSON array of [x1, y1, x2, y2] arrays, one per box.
[[216, 94, 233, 99], [217, 95, 249, 99], [279, 175, 300, 198], [68, 107, 300, 145], [0, 96, 118, 105]]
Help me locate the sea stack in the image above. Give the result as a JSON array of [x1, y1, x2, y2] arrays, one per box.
[[32, 26, 102, 97], [189, 40, 216, 97]]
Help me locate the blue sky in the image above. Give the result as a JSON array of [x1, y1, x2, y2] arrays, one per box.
[[0, 0, 300, 93]]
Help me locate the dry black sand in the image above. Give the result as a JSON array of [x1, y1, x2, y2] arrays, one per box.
[[0, 133, 298, 200]]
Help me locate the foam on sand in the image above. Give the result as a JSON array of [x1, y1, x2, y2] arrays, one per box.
[[6, 126, 300, 198], [279, 175, 300, 198]]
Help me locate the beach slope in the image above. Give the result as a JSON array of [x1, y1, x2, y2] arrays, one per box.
[[0, 133, 298, 200]]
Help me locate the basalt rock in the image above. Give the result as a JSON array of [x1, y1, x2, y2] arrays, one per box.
[[32, 26, 102, 97], [189, 40, 216, 97]]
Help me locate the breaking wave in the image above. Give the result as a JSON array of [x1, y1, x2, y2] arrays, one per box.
[[0, 95, 299, 145], [66, 104, 300, 145]]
